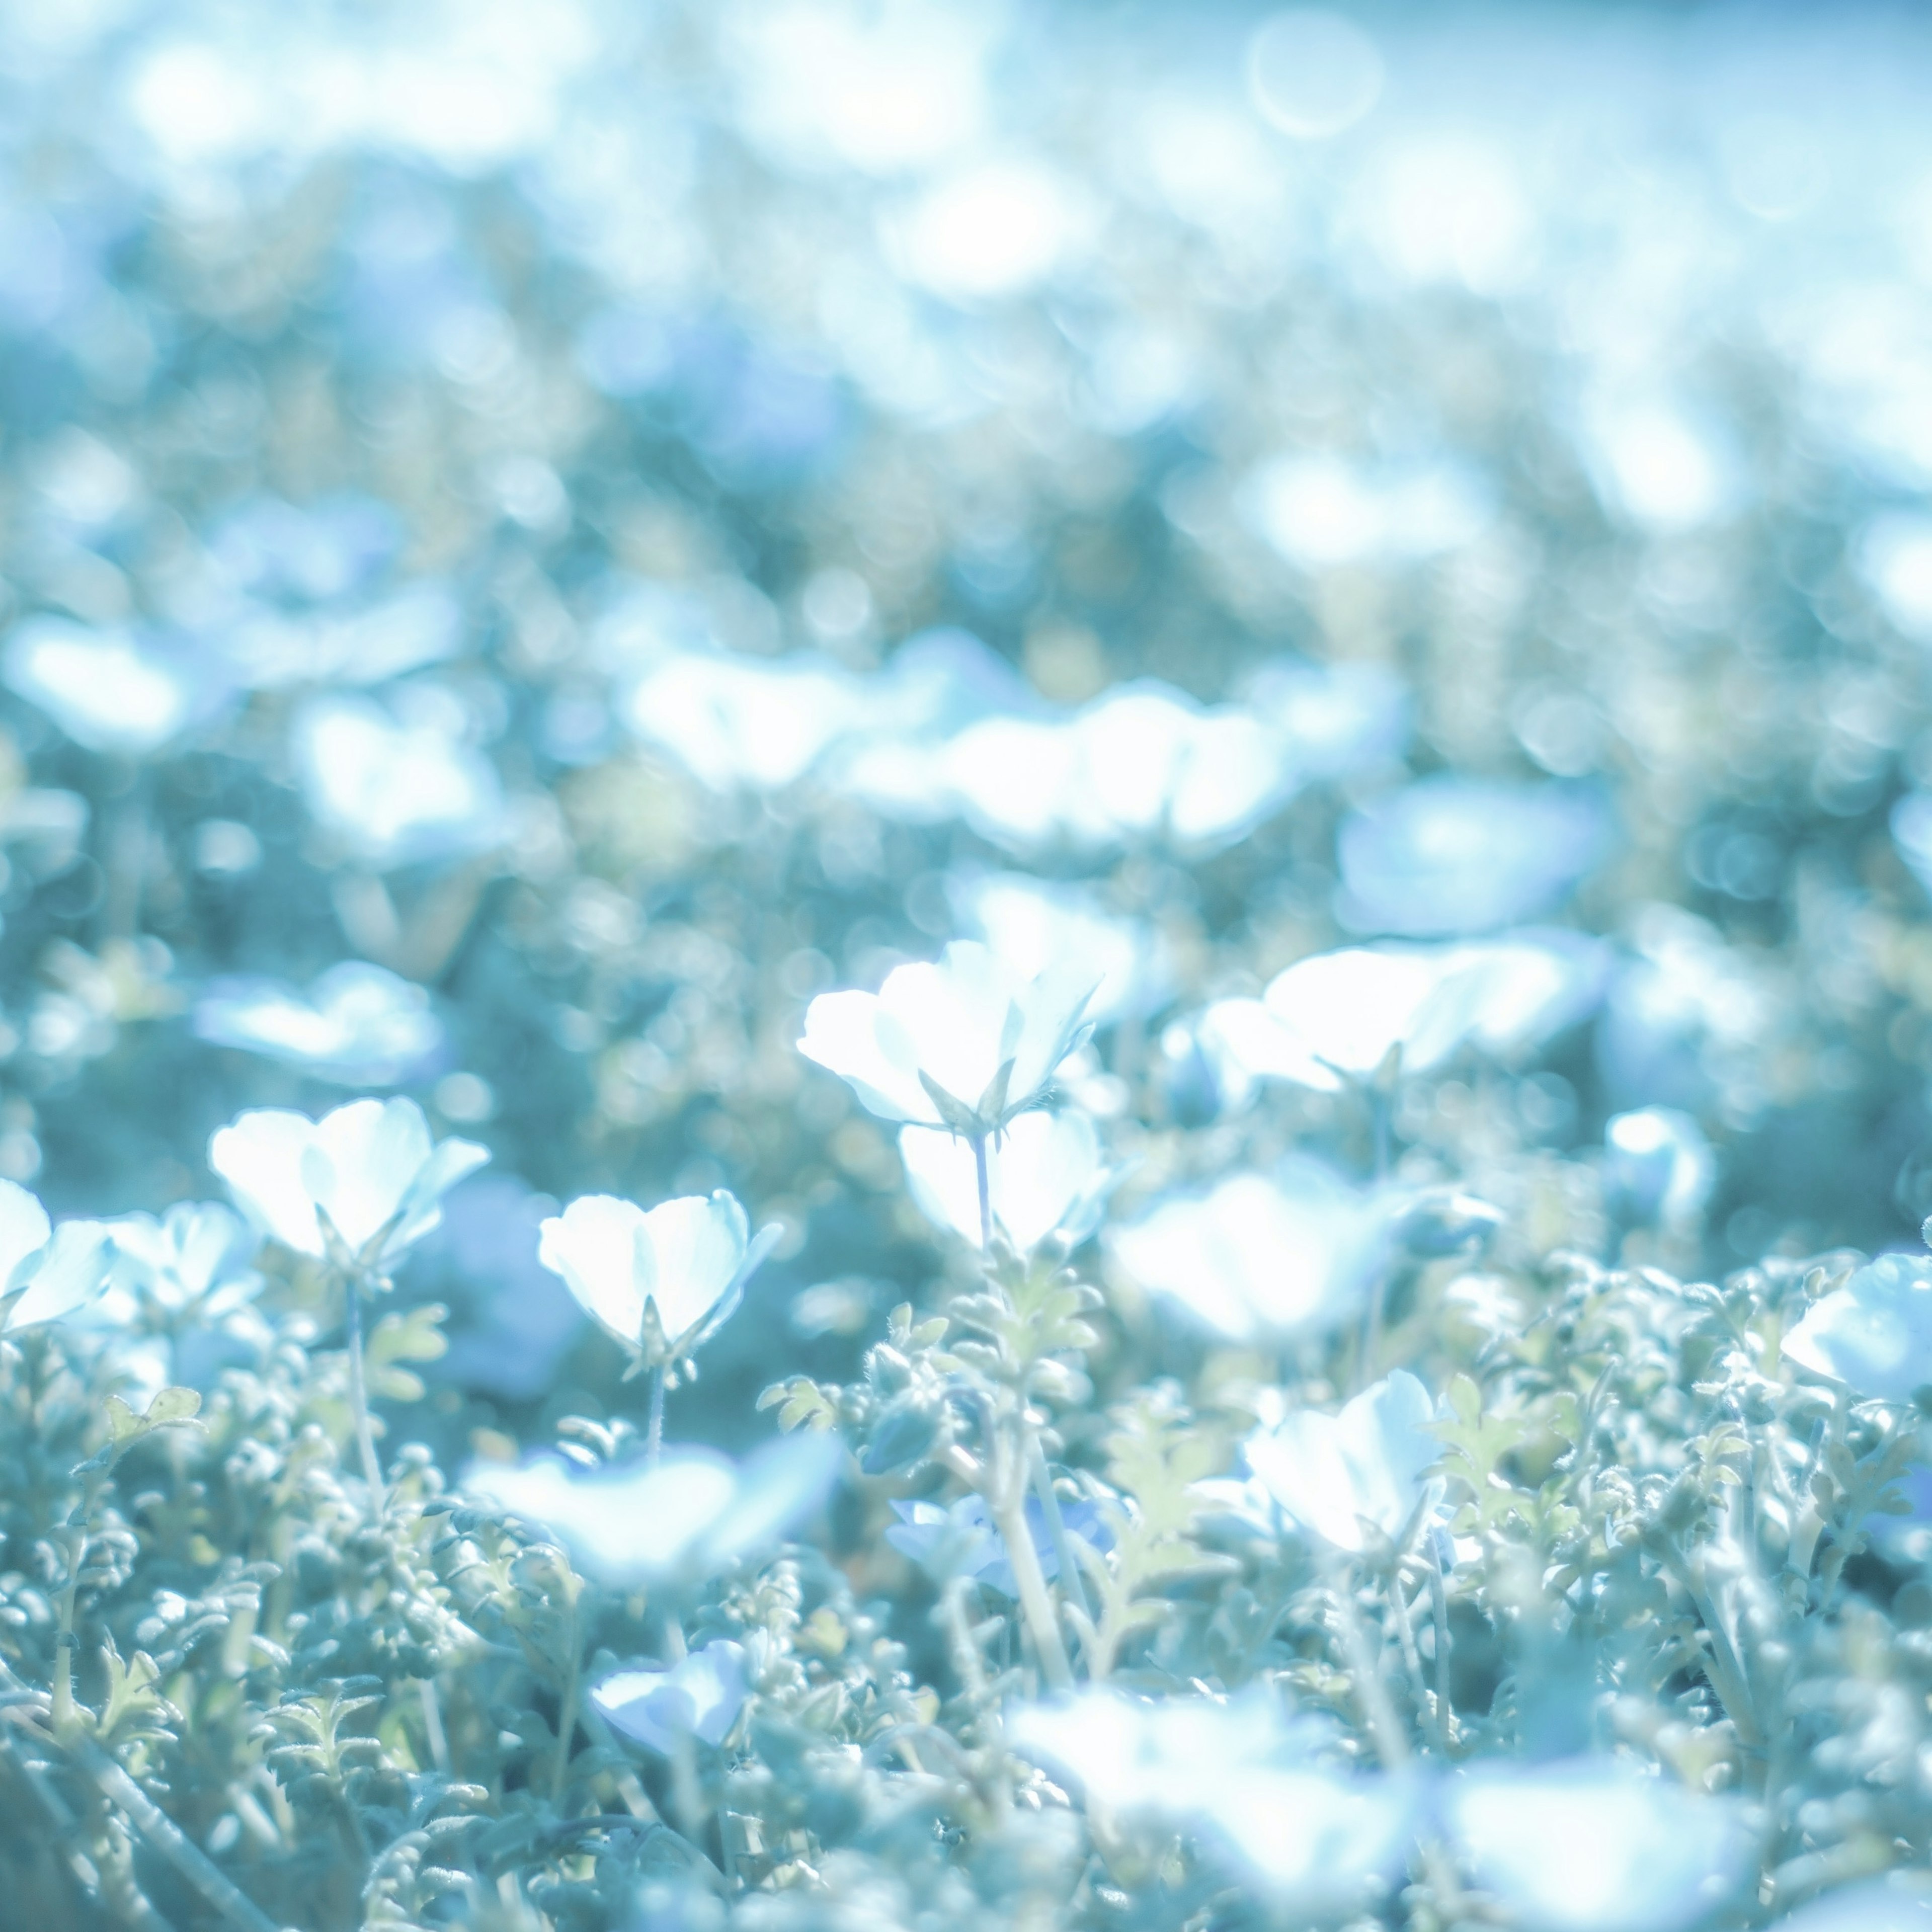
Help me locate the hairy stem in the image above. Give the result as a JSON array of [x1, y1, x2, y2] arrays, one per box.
[[551, 1585, 581, 1806], [994, 1483, 1073, 1692], [647, 1362, 666, 1467], [972, 1134, 992, 1250], [1029, 1438, 1091, 1624], [342, 1274, 385, 1515]]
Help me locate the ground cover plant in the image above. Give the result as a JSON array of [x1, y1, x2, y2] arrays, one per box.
[[1, 2, 1931, 1928]]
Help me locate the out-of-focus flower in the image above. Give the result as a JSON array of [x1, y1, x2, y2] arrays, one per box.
[[104, 1201, 260, 1318], [209, 1097, 488, 1270], [537, 1190, 775, 1367], [1240, 658, 1410, 777], [591, 1641, 749, 1755], [898, 1109, 1111, 1250], [1199, 931, 1608, 1099], [1785, 1254, 1932, 1404], [1244, 453, 1491, 570], [1203, 1372, 1441, 1553], [1107, 1162, 1386, 1342], [0, 1180, 115, 1330], [205, 492, 401, 607], [799, 940, 1095, 1135], [3, 619, 233, 756], [947, 872, 1170, 1027], [886, 1492, 1106, 1596], [1444, 1760, 1753, 1932], [622, 648, 868, 791], [935, 683, 1298, 853], [1337, 778, 1609, 936], [219, 584, 463, 689], [1390, 1189, 1506, 1258], [1595, 905, 1780, 1115], [1761, 1878, 1932, 1932], [192, 961, 444, 1086], [1012, 1690, 1416, 1913], [463, 1432, 844, 1586], [292, 693, 507, 868], [1602, 1108, 1715, 1228]]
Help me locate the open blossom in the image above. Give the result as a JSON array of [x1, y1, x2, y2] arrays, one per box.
[[209, 1097, 488, 1270], [1198, 931, 1608, 1101], [0, 1180, 116, 1330], [1203, 1372, 1442, 1553], [1444, 1760, 1753, 1932], [104, 1202, 260, 1318], [1012, 1691, 1415, 1914], [193, 960, 445, 1087], [1106, 1161, 1387, 1342], [799, 940, 1095, 1136], [592, 1641, 748, 1755], [536, 1189, 775, 1366], [898, 1108, 1112, 1251], [1785, 1254, 1932, 1404], [463, 1433, 843, 1586]]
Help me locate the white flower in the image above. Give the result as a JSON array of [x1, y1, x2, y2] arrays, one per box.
[[105, 1201, 260, 1317], [292, 693, 506, 869], [591, 1641, 749, 1755], [1337, 777, 1609, 937], [621, 649, 870, 791], [1199, 931, 1608, 1099], [948, 871, 1170, 1027], [1785, 1255, 1932, 1404], [1209, 1372, 1442, 1553], [1107, 1162, 1387, 1342], [193, 961, 444, 1086], [1445, 1760, 1753, 1932], [1602, 1107, 1714, 1228], [463, 1432, 844, 1586], [799, 940, 1095, 1134], [209, 1097, 488, 1269], [536, 1190, 775, 1365], [0, 1180, 115, 1330], [1011, 1691, 1415, 1914], [3, 619, 232, 756], [898, 1109, 1111, 1250]]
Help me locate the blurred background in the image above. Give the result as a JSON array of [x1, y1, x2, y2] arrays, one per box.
[[3, 0, 1932, 1451]]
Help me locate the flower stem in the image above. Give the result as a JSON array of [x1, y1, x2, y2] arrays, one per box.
[[972, 1134, 992, 1250], [1029, 1437, 1091, 1624], [551, 1581, 581, 1806], [647, 1362, 666, 1467], [342, 1273, 385, 1515], [994, 1482, 1073, 1692]]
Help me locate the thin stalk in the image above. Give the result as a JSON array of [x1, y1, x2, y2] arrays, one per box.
[[972, 1135, 992, 1250], [994, 1484, 1073, 1692], [342, 1275, 385, 1516], [1029, 1438, 1091, 1624], [647, 1363, 666, 1467], [1427, 1539, 1454, 1733], [551, 1586, 581, 1806], [1326, 1556, 1409, 1768], [50, 1472, 103, 1739]]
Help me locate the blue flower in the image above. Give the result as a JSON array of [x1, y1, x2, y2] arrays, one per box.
[[886, 1493, 1108, 1595], [1785, 1255, 1932, 1405], [591, 1641, 748, 1756]]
